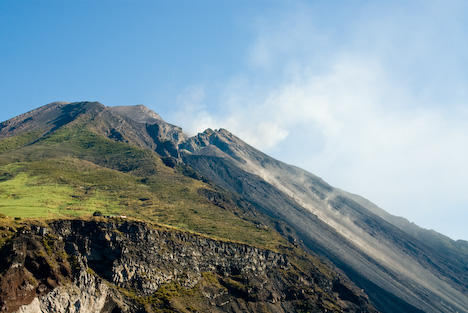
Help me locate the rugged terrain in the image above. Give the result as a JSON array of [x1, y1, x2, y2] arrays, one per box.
[[180, 128, 468, 313], [0, 218, 373, 313], [0, 101, 467, 312]]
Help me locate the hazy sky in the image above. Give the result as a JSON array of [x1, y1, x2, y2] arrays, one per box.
[[1, 1, 468, 240]]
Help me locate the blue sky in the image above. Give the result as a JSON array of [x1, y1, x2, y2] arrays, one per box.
[[1, 0, 468, 240]]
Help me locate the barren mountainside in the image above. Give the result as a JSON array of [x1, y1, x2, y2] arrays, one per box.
[[0, 101, 467, 313]]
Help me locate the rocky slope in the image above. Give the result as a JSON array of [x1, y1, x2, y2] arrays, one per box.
[[1, 101, 467, 312], [180, 127, 468, 313], [0, 219, 375, 313]]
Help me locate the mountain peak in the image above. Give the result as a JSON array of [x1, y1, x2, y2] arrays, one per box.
[[2, 101, 468, 313], [108, 105, 163, 124]]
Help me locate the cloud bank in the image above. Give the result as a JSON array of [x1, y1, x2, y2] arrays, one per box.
[[168, 1, 468, 240]]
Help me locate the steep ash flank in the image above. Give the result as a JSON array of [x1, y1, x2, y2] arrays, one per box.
[[3, 103, 467, 312], [181, 129, 468, 313], [342, 189, 468, 275], [181, 154, 427, 313], [1, 220, 376, 313]]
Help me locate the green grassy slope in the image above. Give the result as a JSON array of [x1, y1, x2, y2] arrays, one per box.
[[0, 124, 287, 249]]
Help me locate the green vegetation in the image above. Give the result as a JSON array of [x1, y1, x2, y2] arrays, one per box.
[[0, 124, 287, 249], [220, 276, 252, 298], [0, 171, 122, 218], [121, 281, 206, 312], [0, 130, 42, 153], [38, 125, 160, 175]]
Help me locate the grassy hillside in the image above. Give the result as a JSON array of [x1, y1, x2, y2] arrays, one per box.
[[0, 124, 288, 249]]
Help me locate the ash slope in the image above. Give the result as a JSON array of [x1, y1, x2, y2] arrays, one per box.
[[0, 101, 376, 313], [181, 129, 468, 313], [1, 102, 468, 313]]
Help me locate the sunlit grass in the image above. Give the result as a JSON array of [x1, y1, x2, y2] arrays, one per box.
[[0, 172, 122, 218], [0, 131, 42, 153], [0, 125, 288, 249]]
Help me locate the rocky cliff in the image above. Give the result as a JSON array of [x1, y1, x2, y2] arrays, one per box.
[[0, 219, 375, 313]]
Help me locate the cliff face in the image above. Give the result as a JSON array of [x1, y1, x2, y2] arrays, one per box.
[[0, 219, 375, 313], [15, 271, 134, 313]]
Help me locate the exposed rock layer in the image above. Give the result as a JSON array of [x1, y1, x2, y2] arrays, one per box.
[[0, 220, 375, 313]]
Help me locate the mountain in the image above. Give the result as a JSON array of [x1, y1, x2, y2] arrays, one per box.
[[0, 101, 467, 313], [0, 102, 376, 313], [180, 129, 468, 313]]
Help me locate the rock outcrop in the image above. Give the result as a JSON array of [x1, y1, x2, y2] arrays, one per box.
[[0, 219, 376, 313]]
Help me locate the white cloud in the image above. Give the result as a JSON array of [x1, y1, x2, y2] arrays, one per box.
[[247, 2, 324, 70], [256, 55, 468, 239], [168, 85, 220, 136]]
